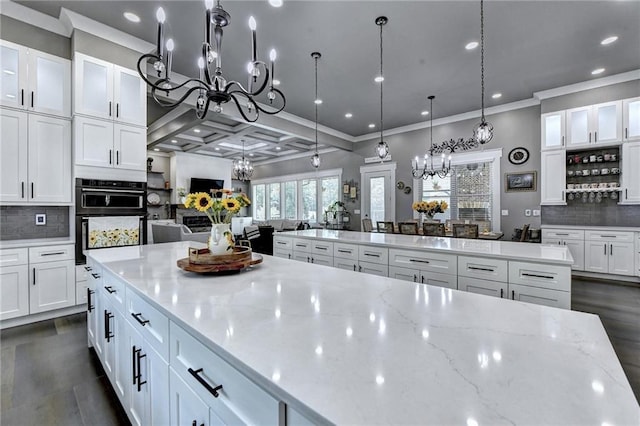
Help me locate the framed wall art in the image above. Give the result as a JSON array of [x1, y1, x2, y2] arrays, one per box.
[[505, 171, 537, 192]]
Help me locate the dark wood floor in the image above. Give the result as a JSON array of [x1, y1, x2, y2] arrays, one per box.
[[1, 277, 638, 425]]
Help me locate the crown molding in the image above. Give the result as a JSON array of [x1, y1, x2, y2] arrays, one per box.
[[252, 147, 339, 167], [533, 69, 640, 100], [274, 109, 355, 142], [59, 8, 155, 53], [0, 1, 71, 37]]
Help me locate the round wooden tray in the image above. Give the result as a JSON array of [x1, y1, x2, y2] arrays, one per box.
[[177, 252, 263, 274], [188, 246, 252, 265]]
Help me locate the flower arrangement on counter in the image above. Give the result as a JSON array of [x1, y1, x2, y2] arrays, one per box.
[[183, 190, 251, 224], [412, 200, 448, 217]]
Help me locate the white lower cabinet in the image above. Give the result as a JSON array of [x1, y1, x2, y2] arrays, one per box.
[[389, 266, 457, 289], [334, 258, 359, 272], [0, 248, 29, 320], [273, 248, 292, 260], [100, 295, 128, 402], [28, 245, 75, 314], [508, 283, 571, 309], [389, 266, 419, 282], [584, 231, 635, 276], [542, 229, 586, 271], [358, 260, 388, 277], [458, 276, 507, 298], [86, 260, 102, 353]]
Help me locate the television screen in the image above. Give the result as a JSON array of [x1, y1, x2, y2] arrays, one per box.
[[189, 178, 224, 194]]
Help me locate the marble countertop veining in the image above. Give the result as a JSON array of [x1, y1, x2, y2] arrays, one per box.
[[276, 230, 574, 265], [88, 242, 639, 425]]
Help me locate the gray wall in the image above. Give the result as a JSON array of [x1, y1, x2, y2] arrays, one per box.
[[0, 15, 71, 58], [0, 206, 70, 240]]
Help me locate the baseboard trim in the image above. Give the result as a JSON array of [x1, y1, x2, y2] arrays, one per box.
[[1, 304, 86, 330], [572, 271, 640, 285]]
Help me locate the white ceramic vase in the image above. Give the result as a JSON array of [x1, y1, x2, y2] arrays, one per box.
[[208, 223, 234, 255]]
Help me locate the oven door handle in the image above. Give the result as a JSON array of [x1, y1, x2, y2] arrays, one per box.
[[80, 188, 145, 194], [81, 216, 146, 220]]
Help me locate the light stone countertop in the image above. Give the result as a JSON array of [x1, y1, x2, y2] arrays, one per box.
[[88, 242, 639, 425], [0, 238, 75, 249], [541, 224, 640, 232], [276, 230, 574, 265]]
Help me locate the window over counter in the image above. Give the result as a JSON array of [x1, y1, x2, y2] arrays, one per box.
[[414, 149, 502, 231], [252, 169, 342, 223]]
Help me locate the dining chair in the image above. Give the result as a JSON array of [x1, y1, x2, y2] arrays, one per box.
[[376, 221, 395, 233], [362, 218, 373, 232], [422, 223, 446, 237], [398, 222, 419, 235], [452, 224, 479, 239]]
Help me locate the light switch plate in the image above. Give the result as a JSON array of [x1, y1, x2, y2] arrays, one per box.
[[354, 209, 361, 214], [525, 209, 532, 217], [35, 214, 46, 225], [501, 210, 509, 216], [532, 209, 540, 217]]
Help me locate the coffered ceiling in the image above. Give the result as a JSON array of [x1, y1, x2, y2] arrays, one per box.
[[12, 0, 640, 162]]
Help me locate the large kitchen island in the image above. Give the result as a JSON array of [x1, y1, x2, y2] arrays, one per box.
[[86, 241, 639, 425]]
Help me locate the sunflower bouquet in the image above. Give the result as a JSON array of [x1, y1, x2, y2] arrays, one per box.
[[183, 190, 251, 224], [412, 200, 448, 217]]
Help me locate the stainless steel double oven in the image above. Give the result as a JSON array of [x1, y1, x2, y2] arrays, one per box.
[[75, 178, 147, 264]]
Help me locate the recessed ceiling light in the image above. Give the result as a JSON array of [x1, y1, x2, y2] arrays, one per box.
[[601, 36, 618, 45], [465, 41, 479, 50], [421, 110, 429, 116], [249, 153, 254, 157], [275, 146, 281, 150], [374, 76, 384, 83], [272, 79, 281, 86], [345, 113, 353, 118], [3, 69, 15, 75], [269, 0, 283, 7], [492, 93, 502, 99], [314, 99, 323, 105], [123, 12, 140, 23], [193, 128, 201, 133], [153, 148, 160, 152], [214, 147, 220, 151], [368, 123, 375, 128], [171, 139, 177, 143], [591, 68, 605, 75]]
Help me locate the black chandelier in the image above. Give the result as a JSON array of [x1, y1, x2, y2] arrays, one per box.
[[233, 140, 253, 181], [310, 52, 321, 169], [374, 16, 390, 161], [137, 0, 286, 123], [472, 0, 493, 144], [412, 96, 451, 180]]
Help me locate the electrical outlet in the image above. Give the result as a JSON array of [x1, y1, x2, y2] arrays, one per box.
[[525, 209, 532, 217], [532, 209, 540, 217], [354, 209, 361, 214], [35, 214, 46, 225], [501, 210, 509, 216]]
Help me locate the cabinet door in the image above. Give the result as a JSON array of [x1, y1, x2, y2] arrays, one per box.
[[458, 276, 507, 299], [29, 260, 75, 314], [113, 66, 146, 126], [334, 258, 358, 272], [623, 97, 640, 141], [292, 252, 310, 263], [102, 298, 116, 379], [273, 248, 292, 260], [114, 124, 146, 171], [28, 50, 71, 117], [508, 283, 570, 309], [593, 101, 622, 144], [540, 150, 566, 205], [0, 41, 27, 110], [0, 265, 29, 320], [388, 266, 419, 282], [420, 271, 457, 290], [563, 239, 585, 271], [169, 368, 210, 426], [584, 241, 608, 273], [358, 260, 388, 277], [541, 111, 565, 150], [87, 266, 101, 350], [74, 53, 113, 119], [126, 327, 146, 426], [608, 241, 635, 276], [621, 141, 640, 204], [102, 306, 129, 402], [74, 115, 114, 168], [566, 106, 592, 147], [28, 115, 71, 203], [310, 253, 333, 267], [0, 109, 28, 202]]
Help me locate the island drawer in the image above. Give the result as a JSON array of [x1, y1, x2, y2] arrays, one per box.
[[292, 238, 312, 253], [388, 249, 456, 275], [170, 322, 280, 425], [0, 248, 28, 267], [458, 256, 508, 282], [334, 258, 358, 272], [359, 260, 388, 277], [126, 288, 169, 361], [508, 261, 571, 292], [541, 229, 584, 240], [100, 269, 125, 313], [273, 236, 292, 250], [358, 245, 389, 264], [311, 240, 333, 255], [333, 243, 359, 261], [585, 231, 633, 242], [29, 244, 74, 263]]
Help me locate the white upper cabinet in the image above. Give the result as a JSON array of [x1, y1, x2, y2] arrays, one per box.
[[620, 141, 640, 204], [0, 40, 70, 117], [541, 111, 565, 150], [540, 150, 566, 205], [0, 109, 28, 202], [566, 101, 622, 147], [74, 53, 146, 127], [623, 97, 640, 142], [114, 124, 147, 171]]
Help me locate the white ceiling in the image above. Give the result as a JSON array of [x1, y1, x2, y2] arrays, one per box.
[[13, 0, 640, 161]]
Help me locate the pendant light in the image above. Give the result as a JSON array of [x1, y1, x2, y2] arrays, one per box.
[[233, 139, 253, 181], [472, 0, 493, 144], [374, 16, 389, 161], [310, 52, 321, 168], [412, 96, 451, 179]]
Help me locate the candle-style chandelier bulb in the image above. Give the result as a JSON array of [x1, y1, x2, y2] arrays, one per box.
[[411, 95, 451, 180]]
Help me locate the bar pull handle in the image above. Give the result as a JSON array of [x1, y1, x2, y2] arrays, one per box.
[[556, 233, 569, 236], [135, 348, 146, 391], [116, 103, 119, 118], [91, 273, 101, 279], [625, 189, 628, 200], [41, 251, 65, 256], [511, 290, 515, 300], [610, 244, 613, 256], [353, 264, 356, 271], [84, 266, 92, 271], [561, 135, 564, 146], [132, 346, 137, 385], [104, 286, 116, 294], [31, 91, 34, 108], [21, 182, 24, 198], [188, 367, 223, 398], [625, 127, 628, 139], [306, 256, 310, 263], [522, 272, 554, 280], [288, 254, 291, 259], [31, 182, 34, 198], [421, 275, 425, 284], [109, 101, 112, 117], [589, 132, 592, 143], [20, 89, 24, 106], [87, 288, 94, 312], [500, 288, 504, 298], [316, 246, 327, 250], [359, 265, 362, 272], [409, 259, 430, 264], [604, 243, 607, 256], [109, 149, 112, 165], [594, 131, 597, 142], [276, 241, 286, 245], [131, 312, 150, 327], [468, 266, 495, 272], [337, 249, 351, 253], [413, 274, 418, 282], [364, 253, 380, 258], [116, 150, 119, 165], [32, 267, 36, 285], [104, 310, 114, 342]]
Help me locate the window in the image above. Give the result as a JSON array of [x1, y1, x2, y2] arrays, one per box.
[[421, 174, 452, 222], [251, 168, 342, 223]]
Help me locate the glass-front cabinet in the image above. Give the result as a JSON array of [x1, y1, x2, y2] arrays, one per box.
[[541, 111, 565, 150], [566, 101, 622, 148], [623, 97, 640, 142]]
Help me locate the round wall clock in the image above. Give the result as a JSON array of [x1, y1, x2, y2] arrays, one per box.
[[508, 147, 530, 165]]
